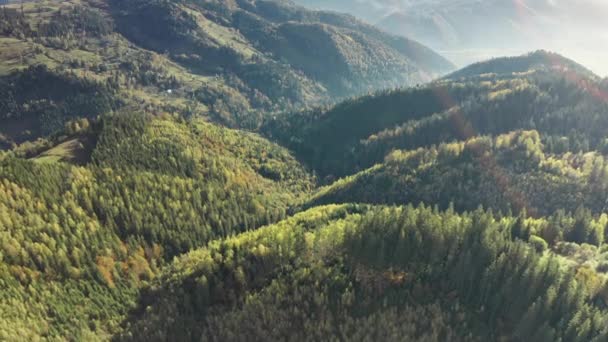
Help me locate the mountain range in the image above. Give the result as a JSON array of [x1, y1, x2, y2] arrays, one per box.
[[1, 0, 608, 341], [294, 0, 608, 76], [0, 0, 453, 148]]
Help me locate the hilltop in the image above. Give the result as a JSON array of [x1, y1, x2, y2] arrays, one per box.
[[0, 111, 316, 339], [446, 51, 599, 81]]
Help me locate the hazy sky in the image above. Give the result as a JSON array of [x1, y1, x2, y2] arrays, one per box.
[[529, 0, 608, 76], [297, 0, 608, 76], [416, 0, 608, 76]]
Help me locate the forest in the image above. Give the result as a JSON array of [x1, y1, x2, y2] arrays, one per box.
[[263, 51, 608, 179], [0, 112, 313, 339], [1, 0, 608, 341], [116, 205, 608, 341], [0, 0, 452, 146]]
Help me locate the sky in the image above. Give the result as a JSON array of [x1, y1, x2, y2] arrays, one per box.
[[296, 0, 608, 76], [532, 0, 608, 76]]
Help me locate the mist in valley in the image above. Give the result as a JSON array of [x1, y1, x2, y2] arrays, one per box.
[[294, 0, 608, 76]]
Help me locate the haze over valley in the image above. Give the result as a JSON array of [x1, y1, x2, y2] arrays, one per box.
[[295, 0, 608, 76]]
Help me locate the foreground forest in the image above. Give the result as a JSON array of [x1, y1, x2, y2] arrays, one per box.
[[2, 0, 608, 341]]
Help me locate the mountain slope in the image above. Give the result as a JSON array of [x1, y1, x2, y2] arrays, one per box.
[[264, 51, 608, 179], [5, 108, 608, 339], [110, 0, 454, 98], [0, 0, 453, 147], [0, 113, 314, 339], [116, 204, 608, 341], [307, 130, 608, 220], [4, 3, 608, 341]]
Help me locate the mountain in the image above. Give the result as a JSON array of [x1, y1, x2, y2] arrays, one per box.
[[264, 51, 608, 179], [110, 0, 454, 94], [293, 0, 608, 77], [0, 0, 453, 147], [445, 51, 599, 80], [3, 3, 608, 340]]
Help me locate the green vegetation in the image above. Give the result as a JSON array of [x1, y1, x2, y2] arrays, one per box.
[[308, 130, 608, 217], [108, 0, 452, 123], [2, 1, 608, 341], [116, 205, 608, 341], [0, 113, 312, 340], [265, 51, 608, 179], [0, 65, 118, 144], [446, 51, 599, 80], [0, 0, 453, 145]]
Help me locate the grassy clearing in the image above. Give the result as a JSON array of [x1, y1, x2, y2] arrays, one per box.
[[32, 138, 89, 164], [0, 38, 31, 74], [186, 6, 258, 59]]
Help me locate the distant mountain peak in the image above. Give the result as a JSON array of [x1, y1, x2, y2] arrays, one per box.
[[445, 50, 598, 80], [292, 0, 608, 76]]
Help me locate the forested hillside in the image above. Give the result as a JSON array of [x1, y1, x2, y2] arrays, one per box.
[[265, 51, 608, 179], [117, 205, 608, 341], [0, 0, 452, 147], [3, 1, 608, 341], [308, 130, 608, 219], [0, 111, 315, 340]]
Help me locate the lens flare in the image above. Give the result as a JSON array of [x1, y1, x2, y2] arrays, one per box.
[[429, 84, 534, 215]]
